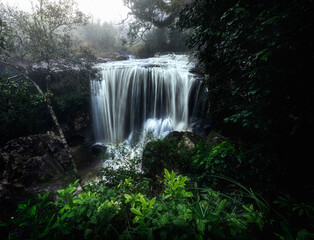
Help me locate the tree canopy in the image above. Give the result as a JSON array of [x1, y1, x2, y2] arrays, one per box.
[[78, 21, 121, 51], [177, 0, 314, 195], [123, 0, 190, 42], [0, 0, 92, 71]]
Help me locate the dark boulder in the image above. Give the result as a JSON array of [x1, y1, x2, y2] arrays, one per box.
[[0, 134, 72, 188], [90, 143, 107, 156], [0, 133, 75, 225]]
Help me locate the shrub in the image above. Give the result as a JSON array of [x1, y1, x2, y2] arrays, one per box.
[[191, 140, 243, 187], [142, 137, 196, 179], [5, 170, 266, 240]]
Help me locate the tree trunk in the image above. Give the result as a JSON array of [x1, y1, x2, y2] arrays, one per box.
[[45, 74, 81, 179]]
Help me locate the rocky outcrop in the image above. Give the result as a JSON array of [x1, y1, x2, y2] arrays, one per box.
[[165, 131, 202, 148], [0, 134, 72, 188], [0, 133, 75, 223]]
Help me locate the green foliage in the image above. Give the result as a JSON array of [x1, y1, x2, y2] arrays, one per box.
[[50, 70, 92, 122], [177, 0, 314, 195], [274, 194, 314, 218], [163, 169, 193, 201], [10, 192, 55, 239], [273, 193, 314, 240], [125, 192, 156, 224], [0, 69, 93, 146], [1, 0, 90, 68], [131, 27, 189, 58], [5, 169, 266, 239], [191, 140, 242, 186], [0, 0, 94, 146], [123, 0, 187, 43], [274, 226, 314, 240], [0, 74, 51, 146], [124, 170, 264, 239], [142, 137, 195, 178], [53, 180, 119, 239]]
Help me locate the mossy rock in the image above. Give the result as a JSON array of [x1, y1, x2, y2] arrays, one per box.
[[205, 131, 226, 145], [142, 131, 202, 179]]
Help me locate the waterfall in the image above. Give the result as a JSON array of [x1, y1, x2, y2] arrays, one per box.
[[91, 54, 206, 144]]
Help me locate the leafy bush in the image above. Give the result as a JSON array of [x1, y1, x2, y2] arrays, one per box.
[[142, 137, 195, 179], [191, 140, 243, 187], [5, 170, 266, 239]]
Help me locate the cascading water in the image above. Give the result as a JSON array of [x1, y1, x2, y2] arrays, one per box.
[[91, 54, 207, 145]]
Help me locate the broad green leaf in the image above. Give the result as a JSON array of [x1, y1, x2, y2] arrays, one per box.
[[164, 194, 172, 200], [43, 192, 50, 201], [18, 204, 27, 210], [124, 194, 133, 203], [30, 205, 37, 216], [37, 193, 43, 200], [130, 207, 143, 216], [133, 216, 140, 224], [164, 169, 170, 180], [149, 197, 156, 208], [170, 171, 175, 181]]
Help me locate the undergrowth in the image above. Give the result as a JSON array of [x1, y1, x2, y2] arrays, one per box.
[[1, 139, 313, 239], [3, 169, 265, 240]]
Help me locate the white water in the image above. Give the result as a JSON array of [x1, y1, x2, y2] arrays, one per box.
[[91, 54, 204, 145]]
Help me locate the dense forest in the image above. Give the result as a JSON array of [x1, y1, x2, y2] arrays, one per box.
[[0, 0, 313, 239]]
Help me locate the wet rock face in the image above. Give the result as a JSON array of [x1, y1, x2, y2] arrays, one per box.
[[0, 134, 72, 188]]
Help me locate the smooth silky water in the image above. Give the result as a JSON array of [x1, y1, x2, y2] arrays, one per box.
[[90, 54, 207, 170]]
